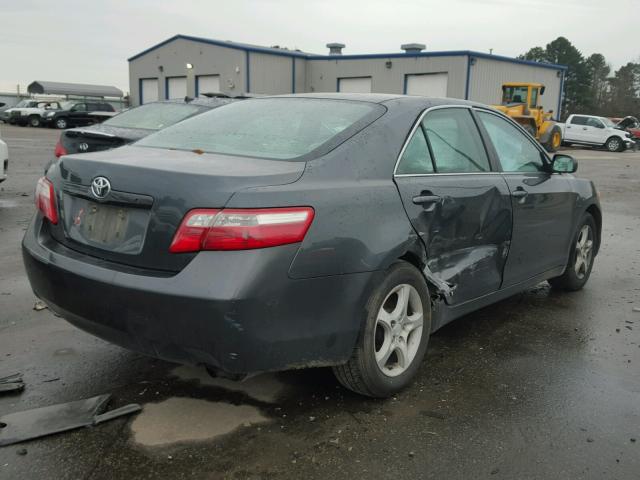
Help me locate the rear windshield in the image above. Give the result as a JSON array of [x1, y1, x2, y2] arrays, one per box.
[[136, 98, 383, 160], [104, 103, 205, 130]]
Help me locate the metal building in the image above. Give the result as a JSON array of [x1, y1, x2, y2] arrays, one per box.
[[128, 34, 567, 117]]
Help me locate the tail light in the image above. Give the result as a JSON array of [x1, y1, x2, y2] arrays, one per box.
[[35, 177, 58, 224], [54, 139, 67, 158], [169, 207, 314, 253]]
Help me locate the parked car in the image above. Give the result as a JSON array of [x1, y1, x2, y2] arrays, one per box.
[[613, 116, 640, 146], [54, 97, 237, 158], [559, 114, 634, 152], [42, 101, 115, 129], [4, 100, 62, 127], [23, 94, 601, 397], [0, 135, 7, 183]]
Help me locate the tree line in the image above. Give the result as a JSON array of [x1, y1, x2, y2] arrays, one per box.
[[518, 37, 639, 120]]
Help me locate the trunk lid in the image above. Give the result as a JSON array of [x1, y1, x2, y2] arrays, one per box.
[[48, 145, 305, 272]]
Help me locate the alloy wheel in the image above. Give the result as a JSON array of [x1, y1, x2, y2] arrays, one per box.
[[608, 138, 620, 152], [574, 225, 594, 279], [374, 284, 424, 377]]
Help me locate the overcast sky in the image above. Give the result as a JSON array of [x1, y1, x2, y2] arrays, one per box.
[[1, 0, 638, 95]]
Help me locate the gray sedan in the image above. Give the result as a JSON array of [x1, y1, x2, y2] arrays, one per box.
[[23, 94, 601, 397]]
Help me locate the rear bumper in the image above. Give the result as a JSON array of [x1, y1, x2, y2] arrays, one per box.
[[22, 215, 377, 374]]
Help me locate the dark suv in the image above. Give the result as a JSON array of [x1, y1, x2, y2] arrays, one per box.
[[42, 101, 115, 129]]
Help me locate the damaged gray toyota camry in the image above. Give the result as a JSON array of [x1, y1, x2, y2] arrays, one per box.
[[22, 94, 601, 397]]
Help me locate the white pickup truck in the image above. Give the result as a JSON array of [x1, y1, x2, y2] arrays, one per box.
[[560, 114, 634, 152], [4, 100, 62, 127], [0, 135, 8, 183]]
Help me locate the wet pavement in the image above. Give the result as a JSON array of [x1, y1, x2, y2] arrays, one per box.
[[0, 124, 639, 479]]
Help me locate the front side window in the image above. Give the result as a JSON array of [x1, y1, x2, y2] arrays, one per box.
[[137, 98, 383, 160], [72, 103, 87, 112], [421, 108, 490, 173], [477, 111, 545, 173], [396, 127, 434, 174], [586, 117, 604, 128], [529, 88, 538, 108]]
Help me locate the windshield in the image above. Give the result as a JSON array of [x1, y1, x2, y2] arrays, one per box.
[[600, 117, 615, 128], [61, 101, 75, 110], [502, 86, 528, 105], [136, 98, 383, 160], [104, 102, 205, 130], [14, 100, 37, 108]]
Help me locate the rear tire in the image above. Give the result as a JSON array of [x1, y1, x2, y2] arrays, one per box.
[[333, 261, 431, 397], [549, 213, 596, 291], [605, 136, 624, 152]]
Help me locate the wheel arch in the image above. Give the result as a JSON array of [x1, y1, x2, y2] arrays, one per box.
[[585, 203, 602, 254]]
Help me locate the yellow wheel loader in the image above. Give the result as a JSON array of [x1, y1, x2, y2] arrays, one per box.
[[492, 83, 562, 152]]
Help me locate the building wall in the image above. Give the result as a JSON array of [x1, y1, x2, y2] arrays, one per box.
[[305, 56, 468, 97], [248, 52, 293, 94], [129, 38, 247, 105], [468, 57, 563, 116]]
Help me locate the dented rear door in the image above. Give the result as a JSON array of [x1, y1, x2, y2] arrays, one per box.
[[394, 106, 512, 305]]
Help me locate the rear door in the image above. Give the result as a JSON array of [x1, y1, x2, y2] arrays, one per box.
[[565, 115, 588, 143], [394, 106, 512, 305], [475, 109, 575, 287]]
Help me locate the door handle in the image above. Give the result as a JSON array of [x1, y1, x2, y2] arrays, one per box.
[[512, 188, 528, 199], [412, 194, 441, 205], [583, 127, 588, 130]]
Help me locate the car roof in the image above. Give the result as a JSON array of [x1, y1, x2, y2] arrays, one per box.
[[267, 92, 484, 109]]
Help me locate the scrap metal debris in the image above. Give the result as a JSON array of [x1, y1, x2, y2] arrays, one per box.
[[0, 394, 141, 447], [0, 373, 24, 394], [33, 300, 47, 311]]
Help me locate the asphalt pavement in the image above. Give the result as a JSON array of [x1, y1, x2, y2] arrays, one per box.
[[0, 124, 639, 479]]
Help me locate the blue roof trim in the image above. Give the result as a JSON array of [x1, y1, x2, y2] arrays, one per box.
[[128, 34, 312, 61], [128, 35, 568, 72], [308, 50, 567, 71]]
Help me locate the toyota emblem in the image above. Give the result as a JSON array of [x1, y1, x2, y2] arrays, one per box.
[[91, 176, 111, 199], [78, 142, 89, 152]]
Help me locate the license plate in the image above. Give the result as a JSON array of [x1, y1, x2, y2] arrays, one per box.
[[78, 203, 129, 244], [62, 194, 150, 254]]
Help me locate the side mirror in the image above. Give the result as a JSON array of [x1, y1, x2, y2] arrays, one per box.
[[552, 154, 577, 173]]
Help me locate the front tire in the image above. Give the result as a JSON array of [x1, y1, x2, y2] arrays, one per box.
[[605, 136, 624, 152], [29, 115, 41, 127], [333, 261, 431, 397], [55, 118, 68, 129], [549, 213, 596, 291], [543, 126, 562, 152]]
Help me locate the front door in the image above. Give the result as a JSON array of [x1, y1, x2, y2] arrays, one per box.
[[475, 109, 577, 287], [394, 106, 512, 305]]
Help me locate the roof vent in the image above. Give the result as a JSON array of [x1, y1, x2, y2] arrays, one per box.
[[401, 43, 426, 54], [326, 43, 345, 55]]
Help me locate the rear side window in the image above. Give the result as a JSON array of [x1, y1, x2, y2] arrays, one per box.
[[422, 108, 490, 173], [136, 98, 383, 160], [570, 116, 587, 125], [396, 127, 434, 174]]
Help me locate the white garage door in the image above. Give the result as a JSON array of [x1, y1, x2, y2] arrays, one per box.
[[338, 77, 372, 93], [140, 78, 158, 104], [406, 73, 449, 97], [167, 77, 187, 99], [197, 75, 221, 96]]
